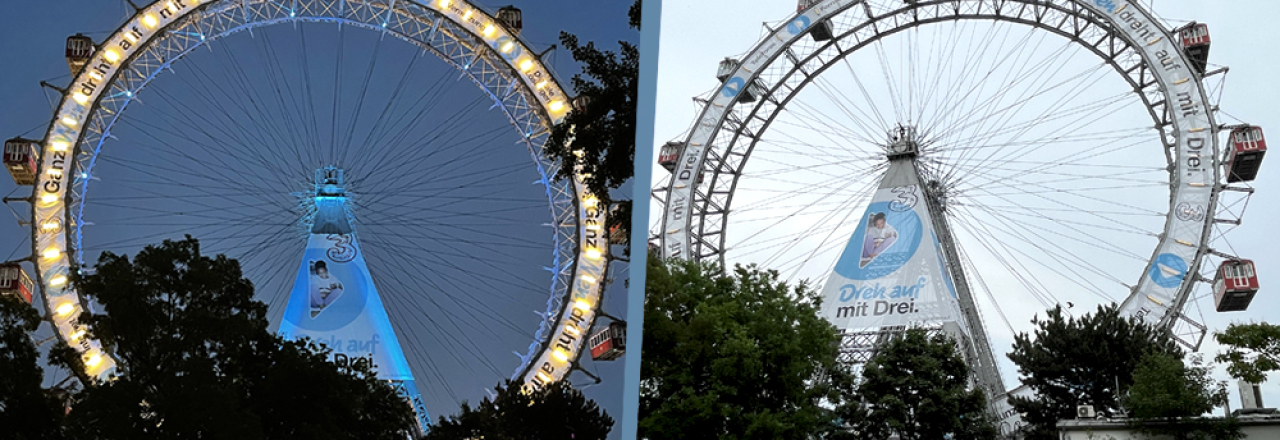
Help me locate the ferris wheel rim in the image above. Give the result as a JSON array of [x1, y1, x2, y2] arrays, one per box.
[[30, 0, 610, 398], [654, 0, 1223, 336], [664, 1, 1178, 264]]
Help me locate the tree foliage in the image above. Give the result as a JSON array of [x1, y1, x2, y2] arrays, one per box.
[[0, 294, 67, 439], [639, 251, 851, 440], [1214, 322, 1280, 384], [1126, 352, 1226, 419], [544, 0, 640, 253], [1007, 303, 1181, 440], [424, 379, 613, 440], [1122, 351, 1241, 440], [839, 328, 995, 440], [57, 237, 415, 440]]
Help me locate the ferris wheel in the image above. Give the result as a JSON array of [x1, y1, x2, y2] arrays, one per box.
[[652, 0, 1264, 430], [0, 0, 626, 431]]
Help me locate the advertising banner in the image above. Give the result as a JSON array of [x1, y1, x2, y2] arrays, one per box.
[[277, 232, 429, 431], [817, 161, 965, 332], [278, 233, 414, 380]]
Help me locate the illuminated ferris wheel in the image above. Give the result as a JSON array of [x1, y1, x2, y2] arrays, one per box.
[[1, 0, 626, 431], [652, 0, 1264, 431]]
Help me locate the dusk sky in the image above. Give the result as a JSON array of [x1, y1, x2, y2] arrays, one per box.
[[0, 0, 637, 435]]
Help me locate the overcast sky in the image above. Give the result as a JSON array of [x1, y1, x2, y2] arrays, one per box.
[[653, 0, 1280, 412]]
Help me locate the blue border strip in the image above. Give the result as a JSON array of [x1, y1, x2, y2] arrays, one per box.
[[622, 0, 660, 438]]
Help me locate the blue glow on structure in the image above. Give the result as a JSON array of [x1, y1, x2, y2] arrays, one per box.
[[276, 169, 430, 432], [67, 9, 576, 426], [509, 134, 566, 381]]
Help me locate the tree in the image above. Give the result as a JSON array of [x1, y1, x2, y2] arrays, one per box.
[[0, 294, 67, 440], [1123, 351, 1241, 440], [57, 237, 415, 440], [1006, 303, 1181, 440], [639, 251, 852, 440], [424, 379, 613, 440], [544, 0, 641, 254], [840, 328, 995, 440], [1214, 322, 1280, 384]]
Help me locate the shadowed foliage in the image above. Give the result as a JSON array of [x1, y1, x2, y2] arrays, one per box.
[[423, 379, 613, 440], [544, 0, 641, 256], [52, 237, 415, 440], [0, 294, 68, 440]]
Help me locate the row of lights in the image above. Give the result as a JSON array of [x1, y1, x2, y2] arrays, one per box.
[[40, 0, 164, 303], [39, 0, 192, 379], [533, 190, 611, 382], [434, 0, 566, 114], [64, 0, 591, 380], [70, 0, 192, 108], [53, 295, 102, 369]]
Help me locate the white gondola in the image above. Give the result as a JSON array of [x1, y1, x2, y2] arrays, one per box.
[[497, 6, 522, 36], [715, 58, 767, 103], [796, 0, 833, 41]]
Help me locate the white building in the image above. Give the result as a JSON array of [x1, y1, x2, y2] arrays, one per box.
[[1057, 411, 1280, 440]]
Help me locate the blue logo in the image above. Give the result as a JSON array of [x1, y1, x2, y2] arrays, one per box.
[[721, 77, 745, 98], [833, 201, 923, 280], [1149, 253, 1187, 288], [787, 15, 812, 35], [1093, 0, 1117, 13]]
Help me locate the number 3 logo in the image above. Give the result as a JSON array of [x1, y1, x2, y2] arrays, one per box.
[[889, 185, 919, 212], [327, 234, 357, 263]]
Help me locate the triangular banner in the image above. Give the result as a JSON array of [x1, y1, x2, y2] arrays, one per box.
[[817, 160, 965, 332], [277, 232, 429, 431]]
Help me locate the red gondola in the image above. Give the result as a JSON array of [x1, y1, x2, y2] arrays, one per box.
[[658, 141, 683, 172], [589, 321, 626, 361], [497, 6, 522, 36], [796, 0, 833, 41], [1180, 24, 1210, 76], [66, 34, 94, 76], [657, 141, 707, 183], [607, 204, 628, 246], [609, 222, 627, 246], [4, 138, 38, 186], [1226, 126, 1266, 183], [0, 263, 34, 305], [1214, 260, 1259, 312]]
